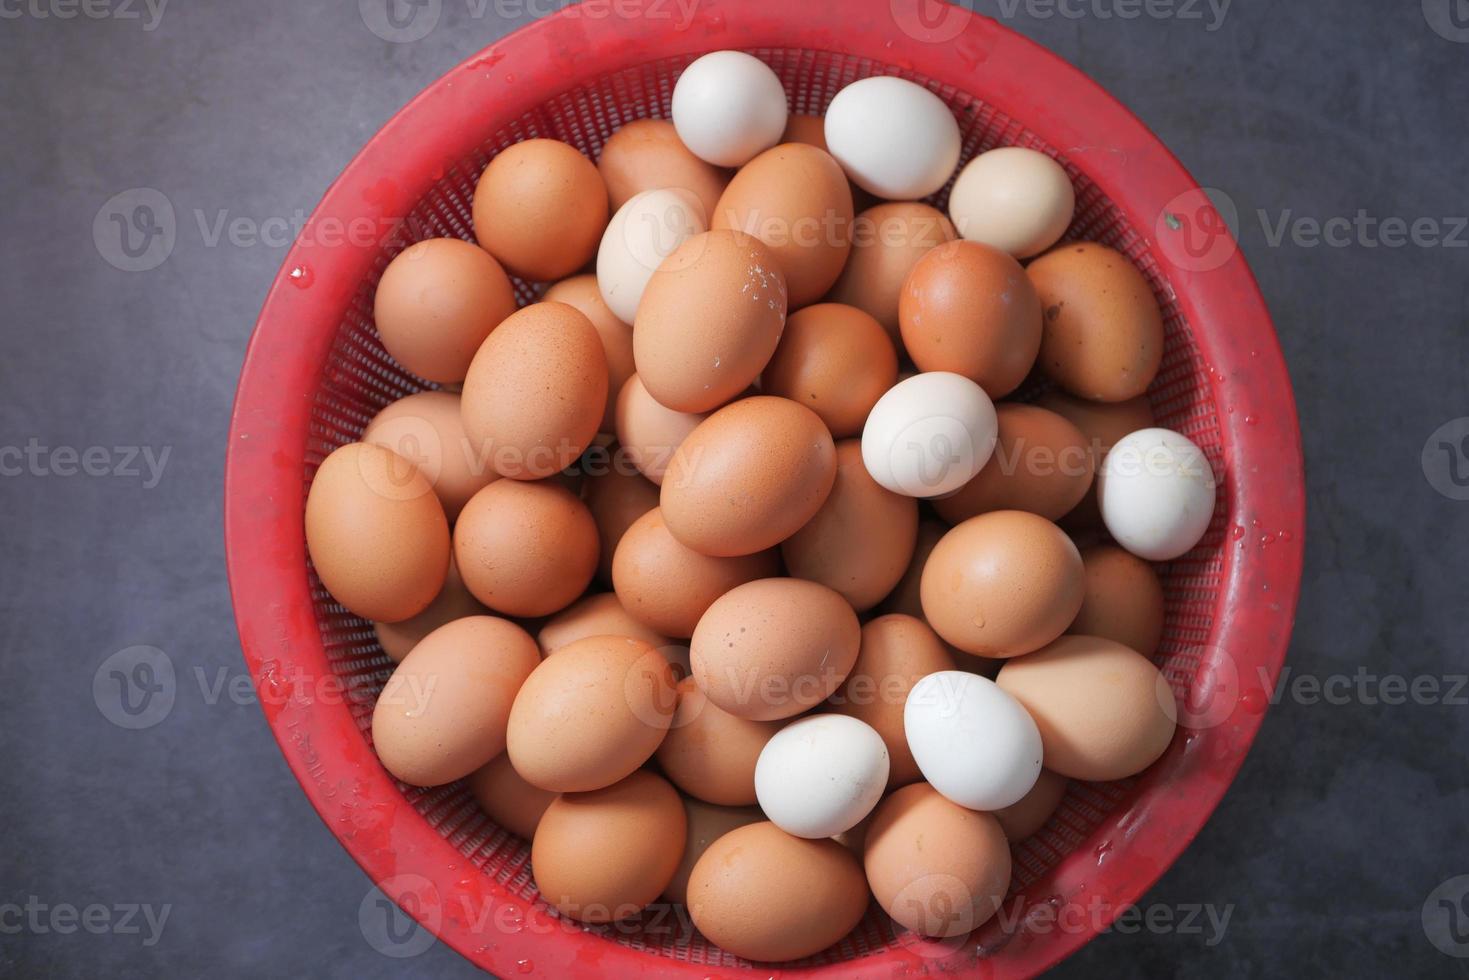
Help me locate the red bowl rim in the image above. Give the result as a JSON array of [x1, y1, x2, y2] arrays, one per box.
[[224, 1, 1305, 976]]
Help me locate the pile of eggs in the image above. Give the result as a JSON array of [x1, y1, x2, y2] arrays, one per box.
[[304, 50, 1220, 963]]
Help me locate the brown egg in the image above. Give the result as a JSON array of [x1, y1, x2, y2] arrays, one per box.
[[881, 519, 946, 619], [544, 274, 636, 433], [656, 677, 781, 805], [537, 592, 669, 655], [373, 553, 488, 662], [933, 404, 1094, 524], [829, 202, 956, 341], [1035, 390, 1156, 528], [371, 616, 540, 785], [920, 511, 1084, 658], [581, 462, 660, 584], [691, 578, 860, 721], [612, 508, 779, 638], [597, 119, 729, 223], [634, 230, 787, 413], [663, 798, 763, 905], [760, 304, 897, 438], [863, 783, 1011, 937], [992, 768, 1066, 843], [532, 770, 686, 922], [507, 635, 675, 792], [661, 396, 837, 557], [362, 390, 495, 522], [460, 302, 607, 480], [687, 822, 868, 962], [780, 113, 828, 151], [472, 138, 608, 282], [466, 753, 556, 840], [372, 238, 517, 384], [614, 375, 708, 485], [1028, 242, 1165, 402], [453, 479, 598, 617], [712, 143, 853, 308], [830, 615, 955, 788], [782, 440, 917, 611], [305, 442, 449, 623], [1069, 544, 1166, 656]]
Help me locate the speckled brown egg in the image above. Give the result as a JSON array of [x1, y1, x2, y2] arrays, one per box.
[[612, 508, 779, 638], [363, 390, 496, 522], [782, 440, 917, 611], [1028, 242, 1165, 402], [881, 518, 946, 620], [614, 375, 709, 485], [660, 396, 837, 557], [761, 303, 897, 438], [829, 202, 956, 341], [1035, 390, 1156, 528], [466, 752, 556, 841], [992, 768, 1067, 843], [690, 578, 860, 721], [920, 510, 1084, 658], [597, 119, 729, 223], [537, 592, 669, 655], [506, 635, 676, 792], [532, 770, 686, 922], [453, 479, 598, 618], [863, 783, 1012, 937], [830, 614, 955, 788], [373, 553, 487, 662], [933, 403, 1094, 524], [472, 138, 608, 281], [581, 461, 660, 584], [687, 822, 868, 962], [371, 616, 540, 786], [373, 238, 517, 384], [996, 634, 1177, 781], [656, 676, 782, 806], [663, 799, 763, 905], [460, 301, 607, 481], [305, 442, 449, 623], [634, 230, 787, 413], [544, 274, 636, 433], [900, 240, 1043, 399], [1069, 544, 1166, 656]]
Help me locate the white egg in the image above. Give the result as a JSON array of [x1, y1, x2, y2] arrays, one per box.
[[861, 372, 998, 498], [823, 76, 961, 200], [904, 670, 1042, 811], [1098, 427, 1218, 561], [670, 51, 788, 168], [596, 188, 706, 323], [754, 714, 889, 839], [948, 147, 1076, 258]]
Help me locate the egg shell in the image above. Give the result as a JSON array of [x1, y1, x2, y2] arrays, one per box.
[[863, 783, 1012, 937], [633, 229, 787, 413], [992, 768, 1067, 843], [371, 616, 540, 786], [543, 274, 636, 434], [760, 303, 897, 439], [780, 113, 828, 150], [581, 461, 660, 584], [712, 142, 854, 308], [598, 188, 707, 324], [830, 614, 956, 788], [453, 479, 598, 618], [373, 553, 488, 663], [613, 375, 708, 486], [670, 51, 789, 168], [754, 714, 889, 839], [904, 670, 1042, 810], [690, 578, 860, 721], [661, 396, 837, 557], [537, 592, 669, 655], [900, 240, 1043, 399], [305, 442, 450, 623], [472, 138, 608, 282], [466, 753, 556, 840], [823, 76, 961, 200], [506, 635, 677, 792], [460, 301, 608, 480], [663, 798, 763, 905], [933, 403, 1094, 524], [531, 770, 686, 922], [861, 372, 998, 498], [363, 390, 496, 522], [782, 440, 917, 611], [828, 202, 956, 341], [612, 507, 779, 638], [687, 822, 868, 962], [920, 510, 1084, 658], [1097, 427, 1217, 561], [597, 118, 729, 222], [1028, 242, 1165, 402], [948, 147, 1076, 258], [656, 676, 782, 806], [1070, 544, 1166, 656], [880, 519, 946, 620], [1035, 390, 1156, 529], [996, 634, 1178, 781]]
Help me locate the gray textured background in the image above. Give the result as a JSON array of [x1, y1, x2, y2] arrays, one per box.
[[3, 0, 1468, 976]]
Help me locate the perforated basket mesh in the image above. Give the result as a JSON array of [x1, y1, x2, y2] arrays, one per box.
[[300, 50, 1225, 968]]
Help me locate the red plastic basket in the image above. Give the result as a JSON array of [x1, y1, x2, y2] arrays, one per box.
[[224, 1, 1304, 975]]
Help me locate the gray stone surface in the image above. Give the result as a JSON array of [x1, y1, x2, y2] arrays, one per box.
[[2, 0, 1467, 976]]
